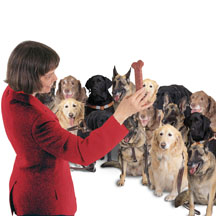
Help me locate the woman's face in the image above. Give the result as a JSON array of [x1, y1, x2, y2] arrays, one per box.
[[39, 70, 57, 93]]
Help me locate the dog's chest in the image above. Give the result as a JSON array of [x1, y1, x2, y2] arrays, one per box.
[[190, 179, 211, 204]]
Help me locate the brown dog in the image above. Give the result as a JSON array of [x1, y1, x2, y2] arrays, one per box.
[[138, 105, 163, 148], [56, 75, 87, 103], [149, 124, 188, 201], [190, 91, 216, 132], [112, 66, 135, 109], [175, 142, 216, 216], [117, 115, 147, 186], [162, 95, 189, 146], [56, 98, 84, 135]]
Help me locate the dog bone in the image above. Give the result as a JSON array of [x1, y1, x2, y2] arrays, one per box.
[[131, 60, 144, 91]]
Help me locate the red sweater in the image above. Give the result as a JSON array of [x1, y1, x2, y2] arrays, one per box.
[[1, 86, 128, 215]]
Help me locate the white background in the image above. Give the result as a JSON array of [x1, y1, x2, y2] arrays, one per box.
[[0, 0, 216, 215]]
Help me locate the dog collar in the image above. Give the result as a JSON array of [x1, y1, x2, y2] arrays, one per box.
[[86, 101, 114, 110]]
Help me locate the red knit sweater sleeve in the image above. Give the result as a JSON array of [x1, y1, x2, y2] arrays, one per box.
[[32, 115, 128, 166]]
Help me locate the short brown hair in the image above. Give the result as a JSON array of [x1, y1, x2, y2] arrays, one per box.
[[5, 41, 60, 94]]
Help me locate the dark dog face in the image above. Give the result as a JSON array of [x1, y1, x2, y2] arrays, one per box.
[[85, 75, 112, 99], [187, 142, 210, 176], [186, 112, 212, 141], [36, 81, 56, 105], [112, 66, 132, 103], [85, 110, 112, 130], [122, 115, 139, 145], [162, 103, 181, 126]]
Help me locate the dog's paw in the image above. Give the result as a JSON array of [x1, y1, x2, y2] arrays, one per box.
[[142, 178, 148, 185], [154, 190, 163, 197], [117, 179, 125, 186], [165, 194, 176, 201]]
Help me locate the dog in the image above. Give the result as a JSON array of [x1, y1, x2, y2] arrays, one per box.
[[185, 112, 214, 147], [74, 110, 113, 172], [56, 98, 84, 135], [138, 105, 163, 148], [154, 84, 192, 119], [112, 66, 135, 109], [56, 75, 87, 103], [162, 95, 189, 146], [85, 75, 114, 116], [35, 81, 56, 110], [190, 90, 216, 132], [175, 142, 216, 216], [117, 115, 147, 186], [142, 78, 159, 104], [149, 124, 188, 201]]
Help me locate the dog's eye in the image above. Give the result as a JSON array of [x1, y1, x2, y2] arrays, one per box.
[[159, 132, 163, 136], [71, 82, 74, 85], [143, 84, 146, 87], [168, 133, 172, 137], [65, 105, 69, 108], [150, 85, 152, 88], [200, 97, 203, 101], [63, 81, 66, 85], [73, 104, 76, 107]]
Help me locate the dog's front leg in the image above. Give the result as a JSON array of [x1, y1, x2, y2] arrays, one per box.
[[165, 173, 178, 201], [206, 183, 216, 216], [117, 160, 127, 186], [141, 161, 148, 185], [189, 184, 195, 216]]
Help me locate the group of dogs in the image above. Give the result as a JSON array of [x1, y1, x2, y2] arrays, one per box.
[[36, 66, 216, 216]]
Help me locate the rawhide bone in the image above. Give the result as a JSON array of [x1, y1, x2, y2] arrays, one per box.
[[131, 60, 144, 91]]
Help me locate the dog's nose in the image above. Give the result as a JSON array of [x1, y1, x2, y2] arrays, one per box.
[[69, 113, 74, 118], [187, 161, 193, 167], [162, 119, 167, 124], [160, 142, 166, 149]]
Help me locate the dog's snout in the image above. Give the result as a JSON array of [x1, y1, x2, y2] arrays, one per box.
[[64, 89, 70, 94], [162, 119, 167, 124], [69, 113, 74, 118], [190, 103, 195, 108], [160, 142, 166, 149], [187, 161, 193, 167]]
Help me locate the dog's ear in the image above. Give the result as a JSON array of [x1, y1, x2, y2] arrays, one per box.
[[178, 96, 188, 113], [207, 96, 216, 116], [151, 128, 159, 148], [113, 66, 118, 80], [103, 76, 112, 89], [163, 93, 170, 111], [125, 68, 131, 84], [85, 77, 92, 91], [56, 79, 63, 97]]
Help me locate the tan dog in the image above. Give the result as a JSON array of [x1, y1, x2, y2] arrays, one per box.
[[175, 142, 216, 216], [56, 98, 84, 135], [138, 105, 163, 148], [190, 91, 216, 132], [142, 78, 159, 104], [149, 124, 188, 201], [56, 75, 87, 103]]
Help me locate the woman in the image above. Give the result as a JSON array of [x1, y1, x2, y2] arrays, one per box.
[[1, 41, 151, 216]]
